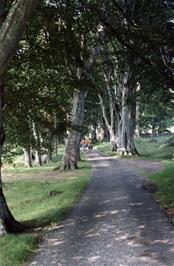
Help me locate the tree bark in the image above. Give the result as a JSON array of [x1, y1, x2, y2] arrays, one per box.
[[35, 150, 42, 166], [98, 93, 118, 151], [76, 132, 81, 161], [117, 71, 138, 155], [47, 129, 53, 163], [46, 151, 52, 164], [60, 90, 86, 170], [0, 0, 39, 75], [23, 147, 32, 167], [135, 84, 140, 138], [32, 123, 42, 166], [60, 29, 106, 170], [55, 136, 58, 157], [0, 78, 25, 235], [91, 121, 97, 142], [0, 0, 38, 235]]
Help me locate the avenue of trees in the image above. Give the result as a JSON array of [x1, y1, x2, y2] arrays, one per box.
[[0, 0, 174, 234]]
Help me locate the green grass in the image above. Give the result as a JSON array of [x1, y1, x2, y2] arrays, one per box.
[[97, 139, 174, 160], [2, 148, 65, 175], [0, 234, 37, 266], [135, 139, 174, 160], [96, 142, 117, 156], [149, 163, 174, 213], [0, 158, 91, 266]]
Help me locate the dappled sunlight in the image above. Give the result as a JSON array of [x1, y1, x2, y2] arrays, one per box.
[[73, 255, 84, 260], [31, 194, 174, 265], [85, 232, 100, 238], [130, 202, 144, 206], [93, 162, 112, 168], [87, 154, 119, 162], [46, 239, 66, 247], [31, 211, 174, 265], [98, 196, 129, 205], [30, 150, 174, 266], [87, 255, 101, 262]]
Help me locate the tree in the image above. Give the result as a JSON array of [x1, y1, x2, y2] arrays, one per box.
[[3, 4, 71, 168], [0, 0, 38, 235], [81, 0, 174, 154], [47, 1, 105, 170], [84, 0, 174, 84]]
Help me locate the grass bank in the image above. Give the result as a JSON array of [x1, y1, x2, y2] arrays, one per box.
[[135, 138, 174, 160], [149, 163, 174, 223], [97, 137, 174, 160], [0, 155, 91, 266]]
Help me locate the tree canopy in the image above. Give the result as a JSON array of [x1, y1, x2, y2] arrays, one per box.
[[0, 0, 174, 234]]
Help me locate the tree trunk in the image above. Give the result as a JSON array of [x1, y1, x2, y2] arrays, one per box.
[[55, 136, 58, 157], [91, 124, 97, 142], [135, 84, 140, 138], [0, 0, 38, 235], [0, 77, 25, 235], [60, 90, 86, 170], [35, 150, 42, 166], [60, 130, 80, 170], [0, 0, 39, 75], [135, 101, 140, 137], [33, 123, 42, 166], [0, 186, 25, 235], [47, 151, 52, 164], [60, 30, 105, 170], [76, 132, 81, 161], [118, 84, 138, 155], [152, 124, 156, 136], [98, 93, 118, 151], [47, 129, 53, 163], [23, 148, 32, 167]]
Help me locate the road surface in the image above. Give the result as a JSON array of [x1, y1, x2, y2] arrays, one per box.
[[30, 150, 174, 266]]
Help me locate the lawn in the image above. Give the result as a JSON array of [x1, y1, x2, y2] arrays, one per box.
[[0, 152, 91, 266]]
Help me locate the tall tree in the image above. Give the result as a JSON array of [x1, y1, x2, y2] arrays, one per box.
[[0, 0, 38, 235], [48, 1, 105, 170]]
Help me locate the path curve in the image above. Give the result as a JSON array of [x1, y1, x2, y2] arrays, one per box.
[[30, 150, 174, 266]]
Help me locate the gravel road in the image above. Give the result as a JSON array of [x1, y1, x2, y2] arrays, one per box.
[[30, 150, 174, 266]]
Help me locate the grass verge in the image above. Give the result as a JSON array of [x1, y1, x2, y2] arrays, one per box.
[[149, 163, 174, 223], [96, 142, 116, 156], [135, 139, 174, 160], [96, 139, 174, 160], [0, 159, 91, 266]]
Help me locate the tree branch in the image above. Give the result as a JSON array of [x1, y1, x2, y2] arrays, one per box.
[[0, 0, 39, 75]]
